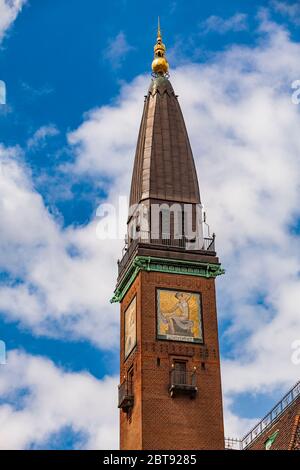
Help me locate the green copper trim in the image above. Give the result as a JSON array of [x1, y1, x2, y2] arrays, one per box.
[[110, 255, 225, 303]]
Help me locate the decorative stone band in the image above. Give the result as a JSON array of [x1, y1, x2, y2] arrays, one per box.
[[111, 255, 225, 303]]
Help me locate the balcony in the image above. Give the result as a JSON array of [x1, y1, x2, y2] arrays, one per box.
[[169, 369, 197, 398], [118, 380, 134, 412]]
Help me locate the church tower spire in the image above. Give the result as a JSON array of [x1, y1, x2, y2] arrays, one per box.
[[129, 21, 200, 212], [113, 23, 225, 450]]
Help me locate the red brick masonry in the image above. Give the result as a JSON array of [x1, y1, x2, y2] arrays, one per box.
[[120, 271, 224, 450], [247, 396, 300, 450]]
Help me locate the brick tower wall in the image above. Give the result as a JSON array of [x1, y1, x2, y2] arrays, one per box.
[[120, 270, 224, 450]]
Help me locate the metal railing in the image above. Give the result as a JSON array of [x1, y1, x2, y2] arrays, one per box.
[[240, 380, 300, 449], [169, 369, 197, 397], [118, 234, 216, 274], [225, 438, 242, 450], [137, 233, 215, 251], [170, 369, 196, 387]]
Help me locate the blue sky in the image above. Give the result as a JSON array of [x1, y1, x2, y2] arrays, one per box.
[[1, 0, 300, 449]]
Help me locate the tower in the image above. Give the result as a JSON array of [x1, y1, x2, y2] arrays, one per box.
[[112, 22, 225, 450]]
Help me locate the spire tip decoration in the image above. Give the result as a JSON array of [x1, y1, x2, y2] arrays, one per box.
[[157, 16, 161, 40], [152, 18, 169, 76]]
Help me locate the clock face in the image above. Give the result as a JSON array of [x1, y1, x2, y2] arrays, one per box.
[[124, 297, 137, 359], [157, 289, 203, 344]]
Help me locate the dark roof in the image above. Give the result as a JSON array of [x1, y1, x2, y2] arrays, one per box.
[[129, 75, 200, 207]]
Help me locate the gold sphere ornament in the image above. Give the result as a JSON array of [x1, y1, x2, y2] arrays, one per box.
[[151, 18, 169, 75], [152, 56, 169, 75]]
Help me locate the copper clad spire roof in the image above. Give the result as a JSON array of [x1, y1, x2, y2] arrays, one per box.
[[129, 25, 200, 207]]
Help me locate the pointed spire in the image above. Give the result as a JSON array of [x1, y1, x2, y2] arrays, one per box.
[[152, 18, 169, 75], [157, 16, 161, 40]]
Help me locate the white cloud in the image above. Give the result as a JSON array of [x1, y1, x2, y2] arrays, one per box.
[[222, 396, 258, 441], [200, 13, 248, 34], [68, 74, 147, 195], [272, 1, 300, 25], [0, 0, 26, 43], [0, 144, 121, 348], [27, 125, 59, 149], [103, 31, 134, 69], [0, 350, 118, 449]]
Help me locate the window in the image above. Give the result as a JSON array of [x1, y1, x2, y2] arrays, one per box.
[[169, 359, 197, 398], [173, 360, 187, 385]]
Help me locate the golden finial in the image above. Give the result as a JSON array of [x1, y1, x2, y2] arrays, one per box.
[[152, 17, 169, 75], [157, 17, 161, 40]]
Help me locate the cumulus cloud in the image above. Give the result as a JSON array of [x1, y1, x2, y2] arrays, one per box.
[[0, 0, 26, 43], [0, 350, 118, 449], [0, 144, 120, 348], [68, 74, 147, 197], [222, 396, 258, 440]]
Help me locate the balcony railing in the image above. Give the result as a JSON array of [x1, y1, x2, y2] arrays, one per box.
[[169, 369, 197, 398], [118, 234, 216, 274], [225, 438, 242, 450], [118, 380, 134, 412]]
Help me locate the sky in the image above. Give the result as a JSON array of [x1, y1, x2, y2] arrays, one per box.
[[0, 0, 300, 449]]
